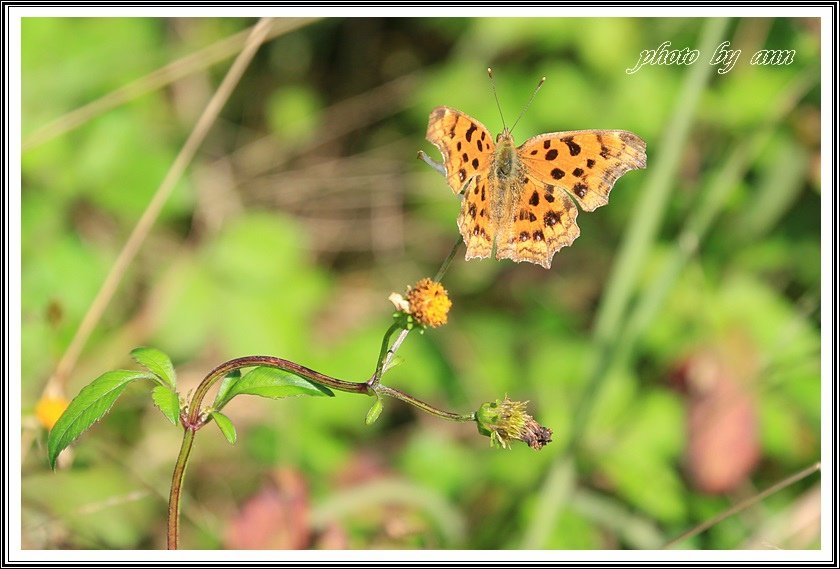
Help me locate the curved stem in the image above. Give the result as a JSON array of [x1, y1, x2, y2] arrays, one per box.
[[376, 384, 475, 422], [167, 427, 195, 550], [187, 355, 372, 425]]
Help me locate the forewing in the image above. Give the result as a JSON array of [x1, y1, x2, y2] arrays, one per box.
[[426, 106, 496, 194], [518, 130, 646, 212]]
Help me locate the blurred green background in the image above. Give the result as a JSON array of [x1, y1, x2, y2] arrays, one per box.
[[21, 17, 821, 550]]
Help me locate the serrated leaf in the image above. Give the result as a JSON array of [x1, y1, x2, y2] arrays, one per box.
[[217, 366, 334, 408], [365, 397, 384, 425], [211, 411, 236, 444], [213, 369, 242, 409], [47, 370, 154, 469], [151, 385, 180, 425], [130, 347, 176, 388]]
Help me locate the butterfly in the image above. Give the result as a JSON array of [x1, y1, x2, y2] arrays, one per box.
[[423, 73, 646, 269]]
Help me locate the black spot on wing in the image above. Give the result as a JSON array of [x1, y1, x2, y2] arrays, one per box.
[[561, 137, 581, 156], [465, 123, 477, 142]]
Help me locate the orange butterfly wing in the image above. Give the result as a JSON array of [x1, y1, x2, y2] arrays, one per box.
[[518, 130, 646, 212], [425, 106, 495, 194], [494, 175, 581, 269], [457, 176, 495, 260], [427, 106, 498, 259]]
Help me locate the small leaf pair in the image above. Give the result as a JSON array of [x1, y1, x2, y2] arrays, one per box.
[[48, 347, 178, 469]]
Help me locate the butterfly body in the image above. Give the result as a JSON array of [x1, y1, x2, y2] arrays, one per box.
[[486, 131, 523, 234], [426, 105, 646, 269]]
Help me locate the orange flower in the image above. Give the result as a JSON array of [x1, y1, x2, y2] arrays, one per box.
[[35, 396, 69, 430], [406, 278, 451, 328]]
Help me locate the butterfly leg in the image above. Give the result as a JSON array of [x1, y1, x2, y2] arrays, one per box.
[[417, 150, 447, 177]]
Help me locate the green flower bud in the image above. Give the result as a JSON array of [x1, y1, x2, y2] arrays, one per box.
[[476, 397, 552, 450]]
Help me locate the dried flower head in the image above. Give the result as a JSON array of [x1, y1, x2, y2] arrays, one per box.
[[476, 396, 552, 450], [404, 278, 451, 328], [35, 396, 69, 430]]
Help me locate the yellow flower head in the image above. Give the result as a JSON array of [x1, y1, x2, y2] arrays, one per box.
[[405, 278, 451, 328], [35, 396, 69, 430], [476, 396, 552, 450]]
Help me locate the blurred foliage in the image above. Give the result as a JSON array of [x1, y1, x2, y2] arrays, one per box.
[[21, 16, 821, 550]]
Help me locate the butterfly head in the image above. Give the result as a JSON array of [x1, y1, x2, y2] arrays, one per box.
[[496, 128, 515, 145]]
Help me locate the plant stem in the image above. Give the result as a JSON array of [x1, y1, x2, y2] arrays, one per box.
[[379, 328, 410, 373], [167, 427, 195, 550], [187, 355, 372, 425], [369, 237, 460, 387], [168, 236, 469, 549], [376, 384, 475, 422], [370, 322, 402, 387], [434, 238, 462, 283], [662, 462, 821, 548]]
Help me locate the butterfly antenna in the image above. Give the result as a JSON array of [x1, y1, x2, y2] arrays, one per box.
[[487, 68, 507, 131], [510, 75, 546, 133]]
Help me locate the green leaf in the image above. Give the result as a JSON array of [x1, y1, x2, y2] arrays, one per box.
[[47, 370, 153, 469], [130, 347, 176, 388], [211, 411, 236, 444], [366, 397, 384, 425], [151, 385, 180, 425], [383, 355, 404, 374], [212, 369, 241, 409], [217, 366, 333, 408]]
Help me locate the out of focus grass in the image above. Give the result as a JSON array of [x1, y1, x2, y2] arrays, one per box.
[[21, 17, 821, 550]]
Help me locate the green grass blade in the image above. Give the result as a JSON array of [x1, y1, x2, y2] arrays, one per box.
[[523, 18, 729, 549], [592, 18, 730, 345], [47, 370, 153, 469]]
